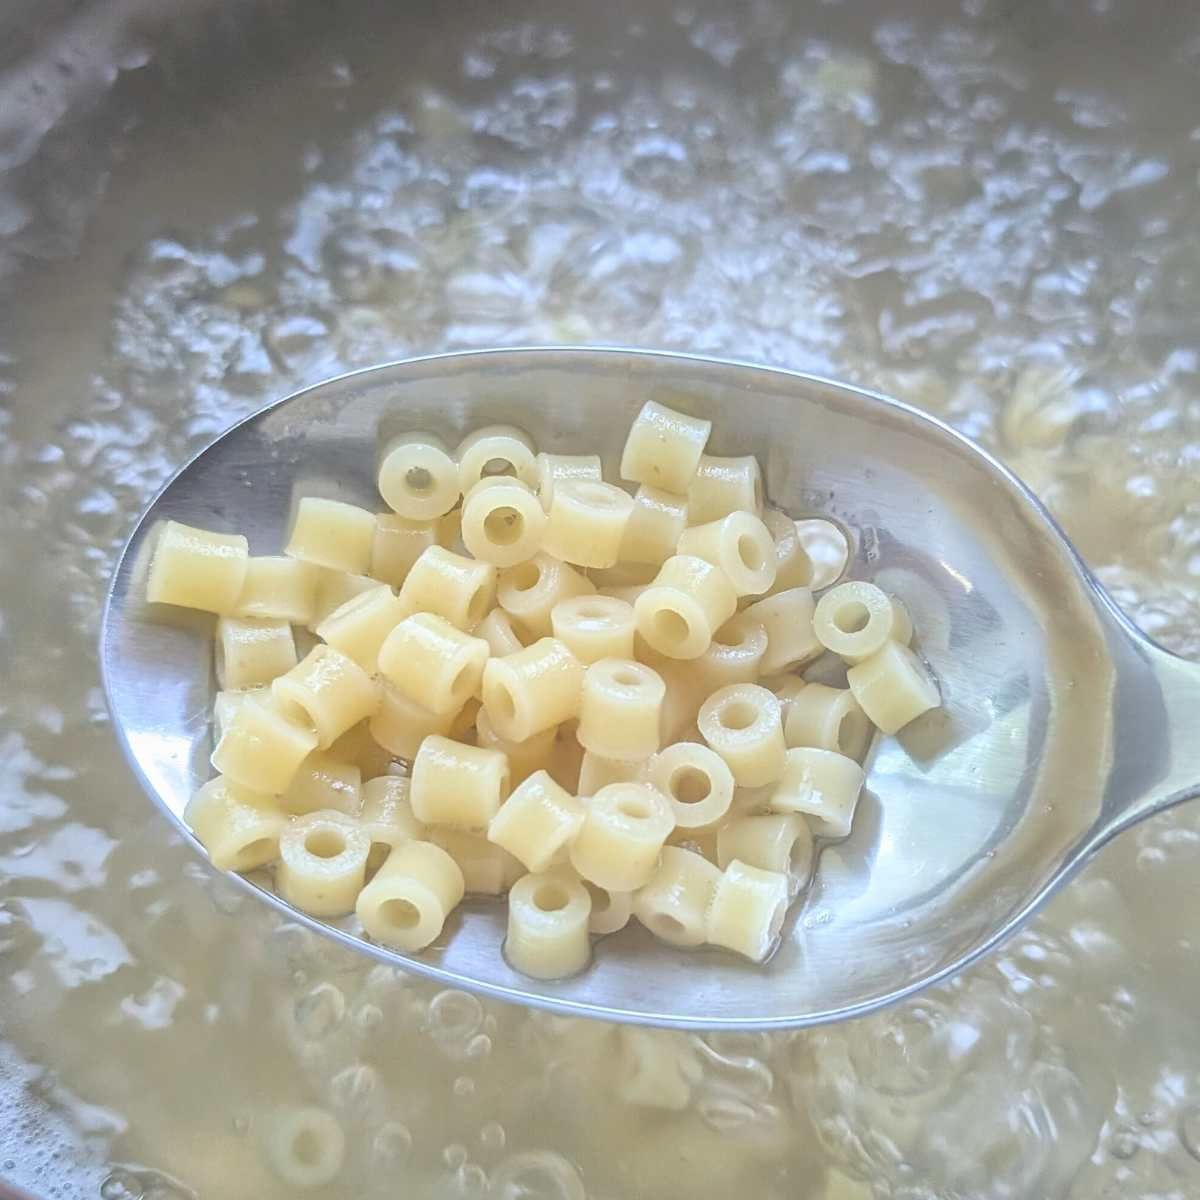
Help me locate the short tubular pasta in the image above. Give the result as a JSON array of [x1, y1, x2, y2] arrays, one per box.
[[770, 747, 866, 839], [214, 616, 297, 690], [577, 658, 664, 761], [147, 520, 248, 614], [620, 400, 711, 493], [536, 452, 602, 509], [272, 645, 380, 749], [651, 657, 705, 744], [212, 686, 268, 740], [475, 607, 528, 658], [410, 734, 510, 829], [276, 810, 371, 917], [460, 477, 546, 567], [547, 720, 585, 793], [692, 613, 768, 693], [448, 696, 481, 741], [309, 569, 380, 629], [742, 587, 821, 674], [783, 683, 872, 760], [633, 846, 721, 947], [505, 868, 592, 979], [550, 594, 635, 665], [285, 497, 376, 575], [569, 782, 674, 892], [676, 511, 776, 597], [262, 1107, 346, 1189], [633, 554, 738, 660], [687, 454, 763, 524], [456, 424, 538, 492], [618, 485, 690, 566], [185, 777, 287, 871], [398, 545, 496, 631], [697, 683, 786, 787], [577, 750, 646, 796], [370, 514, 440, 588], [795, 517, 848, 589], [356, 840, 465, 951], [328, 721, 392, 778], [846, 642, 940, 734], [360, 775, 424, 868], [488, 769, 585, 873], [762, 675, 807, 722], [282, 752, 362, 816], [378, 612, 489, 715], [481, 637, 584, 742], [542, 480, 635, 569], [643, 741, 734, 831], [430, 829, 524, 895], [813, 580, 913, 663], [705, 859, 790, 962], [234, 555, 319, 624], [369, 680, 457, 760], [497, 553, 595, 638], [475, 708, 556, 785], [762, 508, 814, 591], [582, 881, 633, 934], [211, 696, 318, 794], [716, 814, 813, 894], [377, 432, 460, 520], [315, 585, 409, 671]]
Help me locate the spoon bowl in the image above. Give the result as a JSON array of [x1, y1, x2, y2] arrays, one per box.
[[100, 347, 1200, 1029]]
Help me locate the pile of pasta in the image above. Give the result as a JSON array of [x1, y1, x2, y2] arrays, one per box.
[[147, 400, 939, 978]]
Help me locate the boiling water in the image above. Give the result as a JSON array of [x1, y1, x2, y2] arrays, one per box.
[[2, 1, 1200, 1196]]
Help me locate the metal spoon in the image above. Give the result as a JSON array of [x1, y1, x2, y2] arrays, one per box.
[[99, 347, 1200, 1030]]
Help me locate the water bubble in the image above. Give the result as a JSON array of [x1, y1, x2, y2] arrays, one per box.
[[488, 1150, 586, 1200], [373, 1121, 413, 1165], [1178, 1103, 1200, 1160], [455, 1163, 488, 1197], [293, 982, 345, 1039], [444, 1143, 468, 1169], [454, 1075, 476, 1098], [99, 1171, 142, 1200], [479, 1122, 506, 1152]]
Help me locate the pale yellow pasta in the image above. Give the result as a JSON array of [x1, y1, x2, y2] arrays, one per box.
[[542, 479, 635, 569], [315, 584, 409, 671], [234, 555, 319, 624], [598, 582, 653, 607], [377, 432, 460, 520], [770, 747, 866, 839], [742, 586, 821, 674], [617, 485, 690, 566], [475, 709, 556, 785], [696, 683, 786, 787], [568, 782, 674, 892], [705, 859, 790, 962], [633, 554, 737, 660], [547, 720, 585, 793], [846, 641, 940, 734], [686, 454, 764, 524], [577, 658, 665, 761], [620, 399, 711, 493], [214, 616, 297, 690], [762, 507, 814, 591], [550, 594, 635, 664], [356, 840, 465, 951], [475, 607, 527, 658], [535, 451, 602, 510], [616, 1028, 702, 1112], [581, 880, 633, 934], [327, 720, 393, 778], [795, 517, 849, 589], [692, 612, 769, 693], [282, 752, 362, 816], [369, 680, 458, 760], [481, 636, 584, 742], [448, 696, 481, 741], [184, 777, 287, 871], [370, 513, 440, 588], [284, 497, 376, 574], [428, 828, 524, 895], [716, 813, 813, 895], [577, 750, 646, 796], [783, 683, 872, 760], [456, 424, 538, 492], [649, 656, 705, 744], [436, 505, 465, 553], [398, 544, 496, 631], [488, 769, 586, 873], [272, 645, 380, 749], [813, 580, 913, 663], [497, 552, 594, 638], [592, 562, 659, 588], [276, 810, 371, 917], [505, 868, 592, 979], [410, 734, 510, 828], [308, 569, 380, 629], [360, 775, 425, 869], [459, 476, 546, 567], [211, 695, 318, 794], [633, 845, 722, 947], [642, 741, 734, 831], [261, 1107, 346, 1189], [676, 511, 776, 597], [762, 674, 807, 722], [378, 612, 489, 715], [212, 686, 269, 740], [146, 519, 248, 614]]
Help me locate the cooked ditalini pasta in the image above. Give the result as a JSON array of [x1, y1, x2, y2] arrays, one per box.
[[147, 520, 249, 614], [272, 645, 379, 749], [436, 505, 465, 553], [547, 720, 585, 793], [795, 517, 849, 589], [212, 686, 269, 740], [581, 881, 634, 934], [456, 424, 538, 492], [550, 594, 636, 664], [369, 680, 458, 761], [676, 511, 777, 597], [497, 553, 594, 638], [697, 683, 786, 787], [284, 497, 376, 575], [617, 485, 690, 566], [211, 695, 319, 794], [282, 752, 362, 816], [234, 555, 319, 624], [481, 637, 584, 742], [505, 868, 593, 979], [308, 569, 380, 629], [315, 585, 409, 671], [593, 562, 660, 589], [577, 750, 646, 796], [360, 775, 424, 869], [398, 545, 496, 632], [649, 657, 705, 744], [705, 859, 790, 962], [687, 454, 763, 524], [185, 777, 287, 871], [488, 769, 586, 873], [716, 814, 813, 895], [475, 709, 556, 785], [475, 607, 527, 658], [633, 554, 738, 660], [542, 479, 635, 569], [846, 642, 940, 734], [535, 452, 602, 510], [448, 696, 482, 741], [429, 829, 524, 895], [742, 587, 821, 674], [770, 747, 866, 839], [692, 613, 769, 693], [569, 782, 674, 892], [813, 580, 913, 663], [370, 513, 440, 588], [633, 846, 722, 947], [577, 658, 665, 761], [459, 476, 546, 567], [599, 582, 653, 607], [762, 508, 814, 591], [762, 674, 807, 721], [620, 400, 711, 493], [410, 734, 510, 829], [261, 1107, 345, 1189], [276, 810, 371, 917], [327, 720, 392, 778], [378, 612, 489, 716], [214, 616, 297, 690], [377, 432, 460, 520], [783, 683, 872, 760], [356, 840, 465, 951], [643, 741, 735, 831]]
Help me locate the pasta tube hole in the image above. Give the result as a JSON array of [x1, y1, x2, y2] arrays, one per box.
[[379, 898, 422, 930], [669, 766, 712, 805], [651, 607, 691, 649], [483, 506, 524, 546], [509, 561, 541, 592], [617, 794, 653, 820], [293, 1129, 321, 1166], [737, 533, 767, 571], [833, 601, 871, 634], [305, 829, 348, 859], [405, 466, 434, 494], [718, 700, 758, 731], [533, 882, 570, 912], [483, 457, 517, 477], [612, 668, 645, 689]]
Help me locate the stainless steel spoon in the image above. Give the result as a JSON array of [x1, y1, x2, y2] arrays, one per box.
[[99, 347, 1200, 1030]]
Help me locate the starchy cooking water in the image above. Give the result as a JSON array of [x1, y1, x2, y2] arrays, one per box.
[[2, 0, 1200, 1195]]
